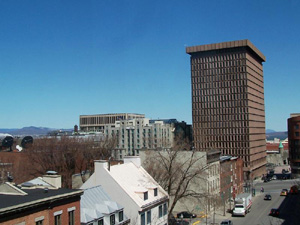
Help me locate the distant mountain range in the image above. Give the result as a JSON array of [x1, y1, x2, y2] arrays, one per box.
[[266, 129, 276, 134], [266, 131, 288, 141], [0, 126, 72, 136], [0, 127, 287, 140]]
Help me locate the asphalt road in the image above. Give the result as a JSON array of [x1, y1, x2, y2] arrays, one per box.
[[228, 179, 300, 225]]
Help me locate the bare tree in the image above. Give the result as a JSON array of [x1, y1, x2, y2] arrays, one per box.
[[141, 137, 208, 217], [26, 136, 117, 188]]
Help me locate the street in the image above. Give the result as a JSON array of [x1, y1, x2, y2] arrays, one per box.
[[218, 179, 300, 225], [190, 179, 300, 225]]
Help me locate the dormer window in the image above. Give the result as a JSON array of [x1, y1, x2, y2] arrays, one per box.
[[119, 210, 123, 222], [110, 214, 115, 225], [144, 191, 148, 200], [154, 188, 158, 196]]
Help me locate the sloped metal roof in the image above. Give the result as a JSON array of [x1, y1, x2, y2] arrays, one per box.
[[81, 185, 124, 223], [20, 177, 54, 188]]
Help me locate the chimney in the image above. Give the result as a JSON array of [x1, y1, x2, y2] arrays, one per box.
[[94, 160, 108, 174], [42, 171, 61, 188], [124, 156, 141, 167]]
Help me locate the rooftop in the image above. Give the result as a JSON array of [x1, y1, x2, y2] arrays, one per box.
[[80, 113, 145, 117], [0, 182, 82, 214], [186, 39, 266, 62], [82, 158, 168, 209], [81, 185, 127, 223], [106, 162, 167, 207]]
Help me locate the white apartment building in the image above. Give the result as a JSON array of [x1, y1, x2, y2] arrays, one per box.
[[105, 118, 176, 157]]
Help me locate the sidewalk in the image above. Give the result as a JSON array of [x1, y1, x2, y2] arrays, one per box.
[[202, 203, 233, 225]]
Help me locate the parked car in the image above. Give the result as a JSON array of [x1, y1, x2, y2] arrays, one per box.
[[220, 220, 233, 225], [269, 208, 279, 217], [177, 211, 197, 218], [280, 189, 288, 196], [169, 215, 189, 225], [271, 175, 277, 180], [264, 194, 272, 200]]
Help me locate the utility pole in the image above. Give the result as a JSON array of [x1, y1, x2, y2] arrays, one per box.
[[205, 196, 208, 225], [229, 191, 231, 211], [223, 192, 226, 216], [213, 196, 216, 224]]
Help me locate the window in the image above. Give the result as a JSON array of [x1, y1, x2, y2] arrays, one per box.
[[159, 205, 163, 218], [119, 210, 124, 222], [54, 215, 61, 225], [36, 221, 43, 225], [154, 188, 158, 196], [110, 214, 115, 225], [147, 210, 151, 224], [68, 210, 75, 225], [141, 213, 145, 225], [163, 203, 168, 215], [144, 191, 148, 200], [296, 132, 299, 137], [98, 219, 104, 225]]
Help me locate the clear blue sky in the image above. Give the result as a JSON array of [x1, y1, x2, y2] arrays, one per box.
[[1, 0, 299, 131]]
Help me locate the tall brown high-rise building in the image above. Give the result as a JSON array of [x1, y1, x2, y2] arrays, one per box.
[[186, 40, 266, 179]]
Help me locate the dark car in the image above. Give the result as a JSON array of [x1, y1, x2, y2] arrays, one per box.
[[269, 208, 279, 217], [220, 220, 233, 225], [169, 216, 189, 225], [264, 194, 272, 200], [177, 211, 197, 218]]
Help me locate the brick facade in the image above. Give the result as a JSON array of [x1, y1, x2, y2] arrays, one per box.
[[220, 157, 243, 201], [186, 40, 267, 180], [0, 190, 82, 225]]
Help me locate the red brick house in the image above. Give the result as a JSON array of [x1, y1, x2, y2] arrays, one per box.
[[220, 156, 243, 201], [0, 174, 83, 225]]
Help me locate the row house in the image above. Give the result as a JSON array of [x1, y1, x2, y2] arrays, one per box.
[[0, 173, 82, 225], [220, 156, 243, 203], [81, 156, 169, 225]]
